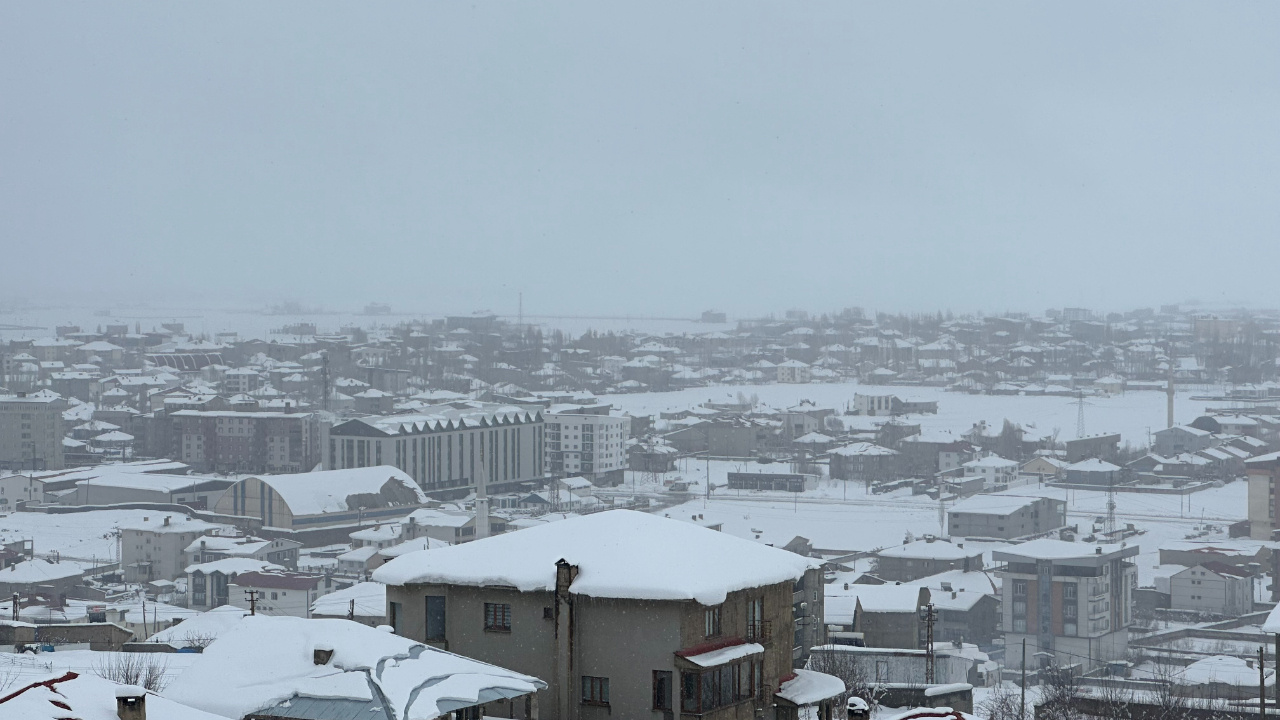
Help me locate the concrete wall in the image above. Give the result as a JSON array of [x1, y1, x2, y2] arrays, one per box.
[[386, 579, 799, 720]]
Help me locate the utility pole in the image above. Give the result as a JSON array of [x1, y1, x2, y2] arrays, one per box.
[[1020, 638, 1026, 720], [245, 589, 259, 616], [920, 602, 938, 684], [1261, 645, 1267, 720]]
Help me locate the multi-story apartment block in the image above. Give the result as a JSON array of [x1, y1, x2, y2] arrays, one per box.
[[544, 411, 630, 484], [1247, 452, 1280, 540], [0, 390, 66, 472], [326, 403, 545, 498], [375, 510, 830, 720], [120, 515, 227, 583], [947, 495, 1067, 540], [995, 539, 1138, 673], [169, 409, 319, 474]]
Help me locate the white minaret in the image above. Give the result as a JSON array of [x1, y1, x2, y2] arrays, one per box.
[[475, 445, 491, 540]]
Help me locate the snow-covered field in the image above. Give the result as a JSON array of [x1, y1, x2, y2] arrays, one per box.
[[652, 458, 1247, 587], [605, 381, 1224, 448], [0, 509, 168, 562]]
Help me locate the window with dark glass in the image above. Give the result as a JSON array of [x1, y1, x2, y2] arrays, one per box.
[[582, 676, 609, 705], [389, 601, 402, 634], [653, 671, 672, 711], [426, 595, 446, 641]]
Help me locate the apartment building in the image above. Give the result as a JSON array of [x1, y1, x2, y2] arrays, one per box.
[[170, 409, 320, 474], [0, 390, 66, 471], [326, 403, 545, 497], [374, 510, 831, 720], [874, 538, 984, 582], [544, 411, 630, 484], [1169, 563, 1254, 616], [995, 539, 1139, 673], [120, 514, 227, 583], [948, 495, 1068, 540], [1246, 452, 1280, 540], [228, 569, 335, 618]]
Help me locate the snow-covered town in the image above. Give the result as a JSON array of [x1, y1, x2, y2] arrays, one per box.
[[3, 303, 1280, 720], [4, 3, 1278, 720]]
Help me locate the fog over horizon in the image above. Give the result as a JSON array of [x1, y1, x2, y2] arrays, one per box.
[[3, 3, 1279, 318]]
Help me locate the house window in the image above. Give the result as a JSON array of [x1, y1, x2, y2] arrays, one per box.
[[1013, 618, 1026, 633], [680, 662, 749, 713], [747, 597, 765, 640], [653, 671, 673, 711], [389, 601, 402, 634], [426, 595, 447, 641], [704, 605, 722, 637], [1063, 584, 1077, 601], [1013, 580, 1028, 597], [582, 676, 610, 706], [484, 602, 512, 632]]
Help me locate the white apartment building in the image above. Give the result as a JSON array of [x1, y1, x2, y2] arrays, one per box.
[[325, 403, 545, 498], [120, 515, 228, 583], [544, 411, 630, 484], [963, 454, 1019, 490], [0, 473, 46, 510]]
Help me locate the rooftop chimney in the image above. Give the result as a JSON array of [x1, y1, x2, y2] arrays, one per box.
[[163, 517, 170, 527], [116, 686, 146, 720], [1096, 546, 1103, 555], [313, 643, 334, 666]]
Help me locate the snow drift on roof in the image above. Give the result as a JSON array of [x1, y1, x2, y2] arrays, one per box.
[[373, 510, 818, 605], [164, 615, 545, 720]]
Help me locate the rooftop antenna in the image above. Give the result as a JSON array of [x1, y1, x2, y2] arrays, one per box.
[[518, 292, 523, 329]]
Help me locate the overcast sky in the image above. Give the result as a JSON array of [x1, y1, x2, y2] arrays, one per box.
[[2, 3, 1278, 319]]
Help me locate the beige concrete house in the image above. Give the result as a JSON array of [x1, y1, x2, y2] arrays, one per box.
[[374, 510, 834, 720]]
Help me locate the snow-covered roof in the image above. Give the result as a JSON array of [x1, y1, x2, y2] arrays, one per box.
[[249, 466, 427, 516], [0, 671, 223, 720], [993, 539, 1134, 562], [794, 432, 835, 444], [829, 442, 897, 457], [682, 641, 764, 667], [947, 493, 1042, 515], [1181, 655, 1275, 687], [0, 558, 87, 584], [1066, 458, 1120, 472], [962, 455, 1017, 469], [121, 515, 225, 535], [185, 558, 283, 576], [877, 539, 979, 561], [374, 510, 818, 605], [147, 605, 250, 647], [312, 581, 387, 619], [826, 584, 924, 614], [776, 669, 845, 706], [378, 537, 452, 558], [164, 615, 545, 720]]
